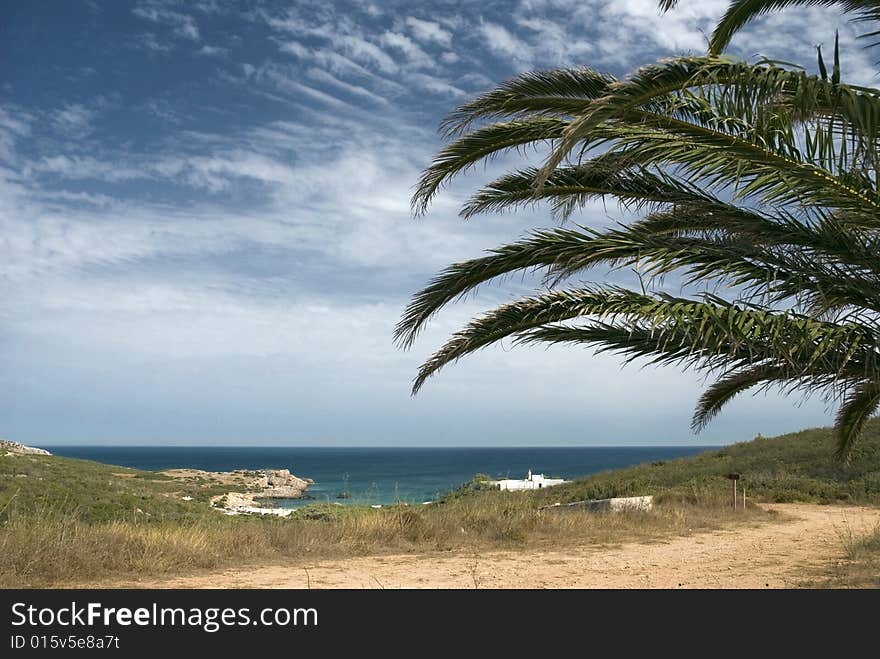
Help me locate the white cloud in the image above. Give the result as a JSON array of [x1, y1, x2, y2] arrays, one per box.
[[308, 50, 406, 96], [515, 16, 594, 64], [305, 67, 390, 106], [598, 0, 722, 52], [458, 72, 494, 91], [363, 3, 384, 18], [37, 189, 118, 209], [143, 98, 182, 123], [381, 31, 435, 69], [136, 32, 172, 53], [0, 108, 32, 138], [479, 21, 534, 66], [278, 40, 310, 59], [404, 73, 466, 97], [133, 2, 200, 41], [259, 65, 359, 111], [0, 106, 31, 163], [33, 148, 299, 193], [35, 154, 142, 182], [192, 0, 222, 14], [52, 104, 95, 138], [196, 45, 226, 57], [335, 34, 399, 74], [405, 16, 453, 48]]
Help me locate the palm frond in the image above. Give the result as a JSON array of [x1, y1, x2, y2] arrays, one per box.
[[530, 58, 880, 214], [440, 67, 614, 136], [403, 50, 880, 459], [412, 286, 878, 393], [693, 364, 800, 430], [705, 1, 880, 55], [395, 226, 596, 348], [834, 378, 880, 461], [460, 156, 708, 220], [412, 117, 570, 215]]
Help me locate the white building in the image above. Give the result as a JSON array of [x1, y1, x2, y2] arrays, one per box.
[[493, 469, 567, 491]]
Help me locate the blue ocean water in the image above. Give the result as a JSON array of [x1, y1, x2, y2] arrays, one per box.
[[43, 446, 716, 506]]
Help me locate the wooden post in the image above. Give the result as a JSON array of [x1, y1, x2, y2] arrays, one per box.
[[743, 486, 746, 509], [725, 474, 741, 511]]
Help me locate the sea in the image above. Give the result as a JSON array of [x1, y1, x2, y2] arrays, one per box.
[[43, 445, 716, 507]]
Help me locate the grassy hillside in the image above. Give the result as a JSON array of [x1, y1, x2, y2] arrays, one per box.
[[524, 419, 880, 507], [0, 453, 243, 523], [5, 419, 879, 523], [2, 420, 880, 586]]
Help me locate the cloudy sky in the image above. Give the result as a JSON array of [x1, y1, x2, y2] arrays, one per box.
[[1, 0, 875, 446]]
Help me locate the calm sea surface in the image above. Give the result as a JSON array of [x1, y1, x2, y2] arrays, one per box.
[[44, 445, 717, 506]]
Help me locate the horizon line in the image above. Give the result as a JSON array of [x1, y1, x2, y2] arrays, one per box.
[[38, 443, 728, 449]]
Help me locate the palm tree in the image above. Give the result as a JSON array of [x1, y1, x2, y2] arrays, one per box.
[[659, 0, 880, 55], [396, 52, 880, 461]]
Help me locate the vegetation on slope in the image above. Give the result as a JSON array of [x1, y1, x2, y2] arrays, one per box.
[[3, 420, 880, 586], [0, 454, 243, 523], [527, 419, 880, 507]]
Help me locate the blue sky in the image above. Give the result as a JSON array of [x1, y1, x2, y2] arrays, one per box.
[[1, 0, 875, 446]]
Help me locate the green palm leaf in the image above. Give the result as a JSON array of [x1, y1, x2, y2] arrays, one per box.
[[401, 37, 880, 458]]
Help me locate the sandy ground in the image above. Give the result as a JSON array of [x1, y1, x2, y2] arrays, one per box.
[[113, 504, 880, 589]]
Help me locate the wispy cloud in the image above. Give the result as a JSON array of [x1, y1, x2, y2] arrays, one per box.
[[257, 64, 361, 112], [305, 67, 391, 106], [196, 45, 226, 57], [0, 106, 31, 163], [300, 49, 407, 96], [404, 72, 466, 97], [381, 31, 435, 70], [51, 104, 95, 138], [278, 40, 310, 59], [133, 1, 200, 41], [334, 34, 399, 74], [478, 21, 534, 67], [136, 32, 172, 53], [263, 11, 398, 73], [404, 16, 452, 48], [3, 0, 857, 444]]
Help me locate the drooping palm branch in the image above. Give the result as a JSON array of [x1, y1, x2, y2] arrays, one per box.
[[659, 0, 880, 55], [398, 54, 880, 461]]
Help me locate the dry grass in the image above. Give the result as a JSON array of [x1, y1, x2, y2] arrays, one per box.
[[0, 493, 771, 587], [810, 524, 880, 588]]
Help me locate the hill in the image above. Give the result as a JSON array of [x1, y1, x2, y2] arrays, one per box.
[[452, 419, 880, 506]]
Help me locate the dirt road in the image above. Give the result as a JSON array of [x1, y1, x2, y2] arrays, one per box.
[[117, 504, 880, 588]]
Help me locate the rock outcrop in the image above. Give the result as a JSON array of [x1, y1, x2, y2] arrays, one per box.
[[162, 467, 313, 515], [250, 469, 312, 499], [1, 440, 51, 456]]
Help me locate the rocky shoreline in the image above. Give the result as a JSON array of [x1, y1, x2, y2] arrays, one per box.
[[161, 467, 314, 516], [1, 440, 51, 456], [1, 439, 314, 517]]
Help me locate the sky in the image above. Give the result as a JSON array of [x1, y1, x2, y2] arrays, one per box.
[[1, 0, 877, 446]]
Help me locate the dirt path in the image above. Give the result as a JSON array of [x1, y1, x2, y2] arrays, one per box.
[[118, 504, 880, 589]]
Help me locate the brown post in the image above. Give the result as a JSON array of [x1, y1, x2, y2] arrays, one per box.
[[725, 474, 741, 511]]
